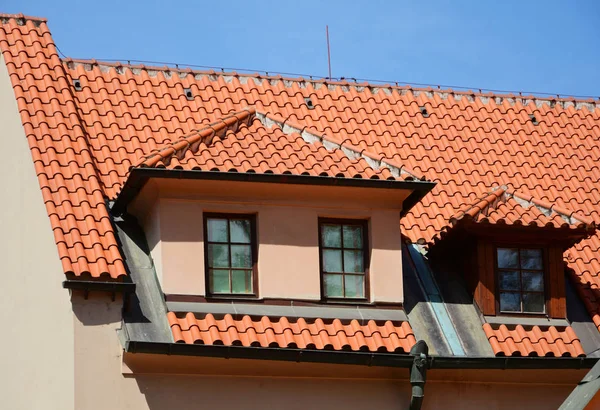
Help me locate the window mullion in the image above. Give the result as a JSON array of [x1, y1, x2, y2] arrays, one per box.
[[520, 270, 524, 313], [227, 220, 233, 293], [516, 248, 521, 313], [341, 226, 346, 297], [228, 243, 233, 293], [340, 226, 345, 274]]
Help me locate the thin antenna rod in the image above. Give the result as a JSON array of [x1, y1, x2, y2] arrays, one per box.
[[326, 25, 332, 79]]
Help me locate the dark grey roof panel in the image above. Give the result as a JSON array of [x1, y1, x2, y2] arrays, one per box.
[[115, 215, 172, 344], [567, 277, 600, 358]]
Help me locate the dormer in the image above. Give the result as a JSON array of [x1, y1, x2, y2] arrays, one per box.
[[427, 186, 595, 319], [115, 108, 434, 305]]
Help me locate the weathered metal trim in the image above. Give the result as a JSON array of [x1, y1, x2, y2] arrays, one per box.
[[166, 301, 408, 323]]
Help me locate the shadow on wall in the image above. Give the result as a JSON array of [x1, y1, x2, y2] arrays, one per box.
[[71, 292, 124, 326], [133, 375, 409, 410], [130, 371, 576, 410], [155, 199, 403, 251]]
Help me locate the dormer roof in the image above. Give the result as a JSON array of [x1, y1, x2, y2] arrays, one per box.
[[132, 107, 419, 181]]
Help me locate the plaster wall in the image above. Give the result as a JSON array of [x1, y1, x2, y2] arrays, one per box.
[[135, 179, 405, 303], [0, 54, 75, 409]]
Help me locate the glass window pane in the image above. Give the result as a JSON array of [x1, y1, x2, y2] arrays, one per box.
[[499, 271, 520, 291], [522, 271, 544, 292], [321, 224, 342, 248], [344, 275, 365, 298], [343, 250, 364, 273], [343, 225, 363, 248], [230, 219, 251, 243], [207, 218, 228, 242], [231, 245, 252, 268], [211, 269, 230, 293], [500, 292, 521, 312], [208, 244, 229, 268], [523, 293, 545, 313], [231, 270, 252, 294], [497, 248, 519, 269], [323, 249, 342, 272], [324, 274, 343, 297], [521, 249, 543, 270]]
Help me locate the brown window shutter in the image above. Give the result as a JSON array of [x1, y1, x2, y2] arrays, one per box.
[[547, 246, 566, 318], [475, 239, 496, 315]]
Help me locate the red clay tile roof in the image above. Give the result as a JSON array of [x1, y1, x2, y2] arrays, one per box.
[[0, 16, 417, 280], [133, 107, 412, 180], [3, 14, 600, 336], [482, 323, 585, 357], [0, 16, 125, 279], [167, 312, 416, 353], [434, 186, 596, 244]]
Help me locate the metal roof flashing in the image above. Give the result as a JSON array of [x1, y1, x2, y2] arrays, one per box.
[[111, 167, 435, 216]]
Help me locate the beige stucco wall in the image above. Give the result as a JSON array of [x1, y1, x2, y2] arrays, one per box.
[[0, 54, 75, 409], [132, 179, 405, 303], [72, 293, 582, 410]]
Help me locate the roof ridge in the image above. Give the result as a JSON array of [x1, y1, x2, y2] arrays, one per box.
[[62, 58, 600, 109], [256, 111, 425, 181], [450, 186, 507, 224], [508, 189, 596, 228], [0, 13, 47, 23], [445, 186, 596, 231], [134, 107, 255, 168]]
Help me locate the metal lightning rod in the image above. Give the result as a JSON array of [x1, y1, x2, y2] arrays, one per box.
[[326, 25, 332, 80]]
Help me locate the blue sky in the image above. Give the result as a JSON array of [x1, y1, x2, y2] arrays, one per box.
[[5, 1, 600, 98]]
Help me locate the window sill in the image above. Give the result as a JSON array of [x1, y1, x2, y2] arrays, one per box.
[[205, 295, 259, 302], [320, 298, 371, 306], [484, 315, 570, 328]]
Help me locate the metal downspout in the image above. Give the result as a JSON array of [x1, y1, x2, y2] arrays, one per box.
[[409, 340, 429, 410]]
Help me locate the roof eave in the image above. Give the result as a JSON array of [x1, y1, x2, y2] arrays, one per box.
[[124, 340, 597, 370], [111, 167, 435, 216]]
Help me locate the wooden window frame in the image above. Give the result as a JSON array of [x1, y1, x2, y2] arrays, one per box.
[[203, 213, 259, 298], [318, 218, 370, 302], [494, 246, 548, 315]]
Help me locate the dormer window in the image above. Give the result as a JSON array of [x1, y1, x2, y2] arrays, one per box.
[[319, 219, 369, 300], [497, 247, 545, 314], [204, 214, 257, 296], [423, 187, 597, 320]]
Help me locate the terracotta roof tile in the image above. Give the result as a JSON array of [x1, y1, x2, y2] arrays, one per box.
[[0, 16, 126, 279], [167, 312, 416, 353], [482, 323, 585, 357], [436, 186, 596, 244], [132, 107, 410, 181], [3, 14, 600, 335]]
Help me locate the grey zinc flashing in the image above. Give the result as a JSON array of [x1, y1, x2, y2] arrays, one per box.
[[566, 277, 600, 358], [559, 359, 600, 410], [406, 244, 467, 356], [484, 316, 570, 328], [166, 301, 408, 324], [115, 215, 172, 344], [403, 243, 494, 357], [402, 244, 452, 356], [434, 269, 495, 357]]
